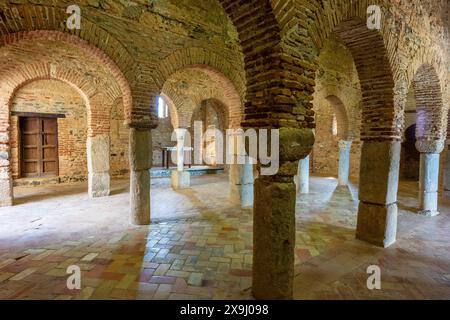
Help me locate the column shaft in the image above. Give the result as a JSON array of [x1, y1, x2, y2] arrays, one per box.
[[296, 156, 309, 194], [443, 146, 450, 196], [0, 176, 12, 207], [87, 135, 110, 198], [171, 128, 190, 189], [229, 157, 254, 208], [129, 128, 152, 225], [419, 153, 440, 216], [356, 141, 400, 248], [338, 140, 352, 186], [253, 175, 296, 299], [0, 139, 13, 206]]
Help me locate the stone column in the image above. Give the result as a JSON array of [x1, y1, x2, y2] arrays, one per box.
[[0, 135, 13, 207], [252, 127, 314, 300], [416, 140, 443, 216], [295, 155, 309, 194], [338, 140, 352, 186], [87, 135, 110, 198], [129, 127, 152, 225], [443, 145, 450, 197], [229, 157, 254, 208], [171, 128, 190, 189], [356, 141, 400, 248]]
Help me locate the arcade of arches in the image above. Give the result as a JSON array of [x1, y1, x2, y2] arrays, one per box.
[[0, 0, 449, 300]]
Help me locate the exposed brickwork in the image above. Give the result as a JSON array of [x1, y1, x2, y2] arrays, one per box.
[[9, 79, 130, 183], [10, 80, 88, 181], [312, 35, 362, 178], [151, 117, 175, 167], [0, 30, 132, 119], [162, 68, 240, 129], [413, 64, 446, 144], [0, 0, 448, 301], [286, 0, 449, 142], [110, 99, 130, 177]]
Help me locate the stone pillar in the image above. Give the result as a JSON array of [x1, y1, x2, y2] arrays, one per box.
[[416, 140, 443, 216], [338, 140, 352, 186], [129, 128, 152, 225], [0, 136, 13, 207], [87, 135, 110, 198], [356, 141, 400, 248], [252, 127, 314, 300], [229, 157, 254, 208], [295, 155, 309, 194], [171, 128, 190, 189], [418, 153, 440, 216], [253, 173, 296, 300], [443, 145, 450, 197]]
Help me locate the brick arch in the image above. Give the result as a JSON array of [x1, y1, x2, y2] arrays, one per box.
[[2, 63, 92, 108], [0, 30, 133, 121], [413, 64, 446, 144], [0, 3, 135, 76], [155, 49, 244, 128], [189, 98, 230, 133], [160, 93, 180, 130], [332, 19, 396, 141], [325, 95, 350, 140], [208, 98, 230, 132], [283, 1, 398, 141], [154, 47, 245, 97], [218, 0, 310, 132], [404, 44, 450, 141], [0, 61, 118, 138]]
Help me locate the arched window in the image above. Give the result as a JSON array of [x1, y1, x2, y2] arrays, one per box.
[[157, 96, 169, 118], [332, 114, 338, 136]]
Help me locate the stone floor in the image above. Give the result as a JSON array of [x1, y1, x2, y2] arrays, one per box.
[[0, 174, 449, 299]]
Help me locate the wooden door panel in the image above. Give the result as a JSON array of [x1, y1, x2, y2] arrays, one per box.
[[41, 118, 58, 175], [20, 117, 59, 178], [20, 118, 39, 177]]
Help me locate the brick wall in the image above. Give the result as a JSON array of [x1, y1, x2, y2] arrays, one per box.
[[10, 79, 130, 182], [312, 35, 362, 179], [152, 116, 175, 167], [110, 100, 130, 177], [10, 80, 87, 182]]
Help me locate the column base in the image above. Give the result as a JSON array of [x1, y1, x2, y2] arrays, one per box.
[[356, 201, 397, 248], [230, 184, 253, 208], [417, 210, 440, 217], [0, 198, 12, 207], [0, 179, 13, 207], [88, 172, 110, 198], [171, 171, 190, 189]]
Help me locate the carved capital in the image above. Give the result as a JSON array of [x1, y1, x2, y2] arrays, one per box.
[[125, 118, 158, 130], [338, 140, 352, 151], [415, 139, 445, 154]]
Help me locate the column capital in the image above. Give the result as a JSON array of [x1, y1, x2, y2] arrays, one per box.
[[125, 118, 158, 130], [415, 139, 445, 154], [279, 127, 315, 162], [338, 140, 353, 150]]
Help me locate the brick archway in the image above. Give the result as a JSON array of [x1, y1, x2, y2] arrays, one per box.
[[0, 61, 119, 205], [413, 64, 446, 149], [160, 93, 180, 130], [161, 81, 239, 129], [0, 31, 133, 121], [325, 95, 350, 140], [155, 49, 245, 129]]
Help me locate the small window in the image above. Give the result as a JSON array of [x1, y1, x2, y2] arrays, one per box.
[[157, 96, 169, 119], [332, 114, 338, 136]]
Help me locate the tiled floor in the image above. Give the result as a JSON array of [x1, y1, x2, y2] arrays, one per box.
[[0, 174, 449, 299]]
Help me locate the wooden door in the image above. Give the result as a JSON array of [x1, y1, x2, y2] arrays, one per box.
[[20, 117, 58, 178]]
